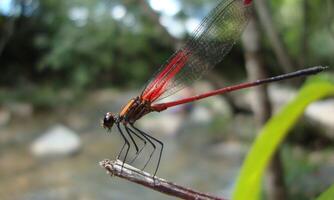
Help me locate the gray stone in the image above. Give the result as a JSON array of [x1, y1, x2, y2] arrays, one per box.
[[31, 125, 81, 157], [306, 100, 334, 137]]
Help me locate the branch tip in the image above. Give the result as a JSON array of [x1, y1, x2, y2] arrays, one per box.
[[99, 159, 226, 200]]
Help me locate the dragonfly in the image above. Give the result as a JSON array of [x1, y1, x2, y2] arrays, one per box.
[[102, 0, 326, 177]]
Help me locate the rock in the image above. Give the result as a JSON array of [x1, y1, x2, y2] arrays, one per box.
[[31, 125, 81, 157], [306, 100, 334, 128], [306, 100, 334, 136]]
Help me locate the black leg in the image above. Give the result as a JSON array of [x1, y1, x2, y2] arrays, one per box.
[[130, 124, 164, 177], [125, 125, 147, 164], [124, 124, 139, 153], [116, 123, 130, 171], [133, 126, 156, 171], [117, 142, 126, 160], [112, 126, 126, 160]]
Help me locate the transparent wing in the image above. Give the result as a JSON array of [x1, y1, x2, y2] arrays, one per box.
[[141, 0, 251, 102]]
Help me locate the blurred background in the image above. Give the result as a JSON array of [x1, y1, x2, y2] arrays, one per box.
[[0, 0, 334, 199]]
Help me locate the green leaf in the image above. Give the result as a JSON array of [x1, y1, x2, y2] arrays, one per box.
[[317, 184, 334, 200], [233, 80, 334, 200]]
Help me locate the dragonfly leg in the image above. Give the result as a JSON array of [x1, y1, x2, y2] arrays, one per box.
[[116, 123, 130, 172], [130, 124, 164, 178], [124, 124, 139, 153], [113, 125, 126, 160], [132, 127, 156, 171], [117, 142, 126, 160], [125, 125, 147, 164], [107, 127, 126, 160]]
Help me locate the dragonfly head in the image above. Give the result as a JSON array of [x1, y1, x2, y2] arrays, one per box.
[[102, 112, 116, 130]]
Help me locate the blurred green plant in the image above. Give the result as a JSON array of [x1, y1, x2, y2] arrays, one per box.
[[317, 184, 334, 200], [233, 75, 334, 200], [35, 0, 171, 89], [0, 0, 172, 91]]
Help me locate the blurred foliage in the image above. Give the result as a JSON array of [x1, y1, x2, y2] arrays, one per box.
[[270, 0, 334, 66], [0, 0, 333, 106], [317, 184, 334, 200], [281, 145, 333, 199], [0, 0, 173, 91], [233, 76, 334, 200]]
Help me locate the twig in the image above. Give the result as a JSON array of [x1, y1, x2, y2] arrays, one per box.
[[99, 159, 226, 200]]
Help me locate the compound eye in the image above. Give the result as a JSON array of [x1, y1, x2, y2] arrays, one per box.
[[103, 112, 115, 129]]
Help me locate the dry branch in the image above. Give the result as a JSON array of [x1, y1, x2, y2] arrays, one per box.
[[99, 159, 226, 200]]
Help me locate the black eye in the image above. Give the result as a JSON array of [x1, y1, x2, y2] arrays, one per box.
[[102, 113, 115, 129]]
